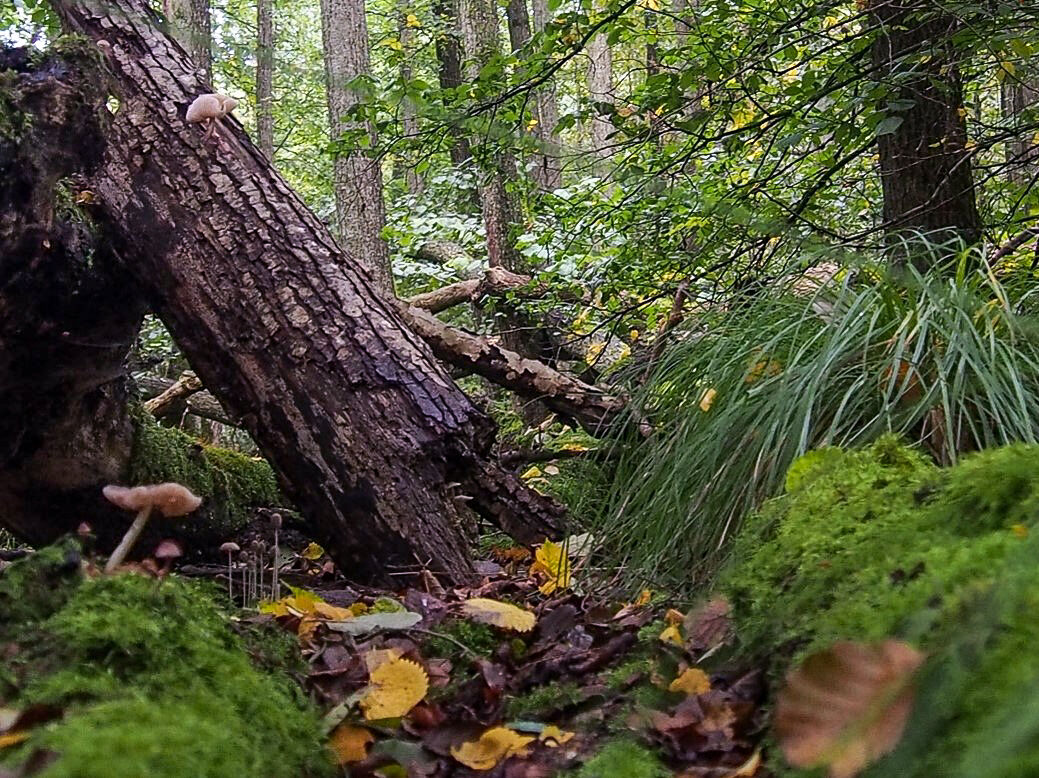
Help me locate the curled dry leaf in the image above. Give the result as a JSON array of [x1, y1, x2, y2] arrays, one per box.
[[538, 725, 575, 746], [461, 598, 536, 632], [775, 640, 924, 778], [450, 726, 535, 770], [360, 656, 430, 721]]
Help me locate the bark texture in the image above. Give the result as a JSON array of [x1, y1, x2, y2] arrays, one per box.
[[1002, 74, 1039, 185], [0, 48, 144, 546], [586, 27, 613, 165], [163, 0, 211, 83], [530, 0, 562, 190], [51, 0, 564, 583], [432, 0, 472, 165], [319, 0, 394, 294], [871, 0, 980, 247], [256, 0, 275, 158]]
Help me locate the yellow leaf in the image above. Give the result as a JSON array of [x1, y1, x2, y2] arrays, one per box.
[[776, 640, 924, 778], [630, 329, 640, 341], [405, 12, 422, 27], [301, 543, 325, 560], [1012, 523, 1029, 539], [313, 601, 357, 621], [259, 585, 325, 617], [461, 598, 537, 632], [634, 589, 652, 607], [529, 539, 571, 595], [363, 648, 402, 673], [0, 731, 29, 749], [383, 37, 404, 51], [521, 466, 543, 480], [669, 667, 711, 695], [360, 657, 429, 721], [665, 608, 685, 625], [451, 727, 535, 770], [328, 724, 374, 765], [538, 725, 575, 746], [699, 387, 717, 412], [526, 118, 539, 131], [297, 616, 320, 643], [746, 358, 782, 384], [659, 624, 683, 646]]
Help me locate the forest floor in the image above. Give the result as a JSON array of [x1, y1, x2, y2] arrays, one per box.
[[0, 531, 768, 778]]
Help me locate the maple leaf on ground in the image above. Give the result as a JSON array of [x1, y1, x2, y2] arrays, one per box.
[[775, 640, 924, 778]]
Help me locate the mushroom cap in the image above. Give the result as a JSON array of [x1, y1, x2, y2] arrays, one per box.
[[103, 483, 202, 517], [186, 93, 236, 123], [153, 539, 184, 560], [220, 541, 241, 554]]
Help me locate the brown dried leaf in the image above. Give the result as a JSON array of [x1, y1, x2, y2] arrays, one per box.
[[775, 640, 924, 778]]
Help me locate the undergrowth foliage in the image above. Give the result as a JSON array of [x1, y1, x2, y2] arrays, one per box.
[[585, 255, 1039, 589]]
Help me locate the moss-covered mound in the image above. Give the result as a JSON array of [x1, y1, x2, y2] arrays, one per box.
[[0, 541, 331, 777], [722, 437, 1039, 777]]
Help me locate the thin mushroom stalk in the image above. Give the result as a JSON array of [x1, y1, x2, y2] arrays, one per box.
[[104, 506, 152, 573]]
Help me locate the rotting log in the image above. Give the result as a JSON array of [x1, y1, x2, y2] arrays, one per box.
[[49, 0, 563, 583]]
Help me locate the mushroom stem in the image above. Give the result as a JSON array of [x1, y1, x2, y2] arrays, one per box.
[[272, 527, 280, 601], [104, 507, 153, 573], [226, 552, 234, 599]]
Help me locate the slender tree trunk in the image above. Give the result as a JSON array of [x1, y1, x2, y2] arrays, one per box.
[[459, 0, 525, 271], [399, 8, 424, 195], [530, 0, 562, 190], [320, 0, 395, 295], [587, 27, 613, 165], [433, 0, 472, 165], [870, 0, 980, 249], [51, 0, 564, 584], [1002, 74, 1039, 185], [163, 0, 211, 82], [256, 0, 275, 159], [505, 0, 531, 53]]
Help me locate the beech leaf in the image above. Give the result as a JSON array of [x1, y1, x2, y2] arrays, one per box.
[[775, 640, 924, 778], [461, 598, 537, 632], [360, 656, 430, 721], [328, 724, 374, 765], [450, 726, 535, 770]]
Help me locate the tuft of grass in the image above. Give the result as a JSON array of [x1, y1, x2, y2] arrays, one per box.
[[570, 740, 668, 778], [583, 257, 1039, 589]]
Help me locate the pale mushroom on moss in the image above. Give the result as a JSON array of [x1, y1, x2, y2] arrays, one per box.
[[102, 483, 201, 573], [220, 542, 240, 599], [153, 538, 184, 576], [185, 93, 237, 142]]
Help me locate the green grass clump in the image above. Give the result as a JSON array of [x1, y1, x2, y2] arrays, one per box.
[[570, 740, 668, 778], [504, 681, 585, 719], [720, 438, 1039, 776], [582, 260, 1039, 588], [422, 618, 500, 658], [1, 555, 330, 778]]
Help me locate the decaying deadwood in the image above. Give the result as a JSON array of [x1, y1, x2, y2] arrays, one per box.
[[137, 374, 234, 424], [407, 266, 534, 313], [50, 0, 564, 583], [143, 370, 203, 416], [412, 239, 476, 267], [402, 306, 636, 435]]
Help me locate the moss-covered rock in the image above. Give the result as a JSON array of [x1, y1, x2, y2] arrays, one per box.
[[721, 436, 1039, 776], [0, 546, 331, 778], [127, 409, 282, 539]]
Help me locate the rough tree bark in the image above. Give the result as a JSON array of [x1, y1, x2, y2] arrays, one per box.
[[870, 0, 980, 249], [319, 0, 394, 295], [1002, 72, 1039, 185], [163, 0, 211, 83], [256, 0, 275, 158], [398, 6, 424, 195], [530, 0, 562, 190], [48, 0, 564, 583]]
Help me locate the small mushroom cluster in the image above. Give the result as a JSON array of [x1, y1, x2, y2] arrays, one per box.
[[102, 482, 201, 574], [186, 92, 237, 142], [219, 512, 283, 606]]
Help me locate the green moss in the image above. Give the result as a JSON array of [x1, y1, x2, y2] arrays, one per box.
[[570, 740, 668, 778], [1, 565, 330, 777], [720, 437, 1039, 776], [0, 538, 82, 638], [423, 618, 500, 658], [504, 681, 584, 719], [128, 410, 282, 536]]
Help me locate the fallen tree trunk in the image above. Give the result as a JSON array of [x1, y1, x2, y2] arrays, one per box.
[[46, 0, 564, 583]]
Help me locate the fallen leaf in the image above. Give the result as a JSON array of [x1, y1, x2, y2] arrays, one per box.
[[728, 749, 762, 776], [326, 610, 422, 635], [660, 624, 683, 646], [529, 540, 572, 595], [684, 597, 732, 653], [670, 667, 711, 695], [312, 601, 357, 621], [775, 640, 924, 778], [461, 598, 537, 632], [699, 387, 718, 411], [451, 726, 535, 770], [538, 725, 575, 746], [301, 542, 325, 560], [328, 724, 373, 765], [360, 656, 430, 721]]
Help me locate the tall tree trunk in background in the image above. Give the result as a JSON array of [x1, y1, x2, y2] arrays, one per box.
[[256, 0, 275, 158], [526, 0, 562, 190], [50, 0, 564, 583], [164, 0, 211, 82], [870, 0, 980, 250], [1002, 73, 1039, 185], [433, 0, 472, 165], [399, 8, 424, 195], [587, 26, 613, 166], [460, 0, 525, 271], [320, 0, 395, 295], [505, 0, 531, 53]]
